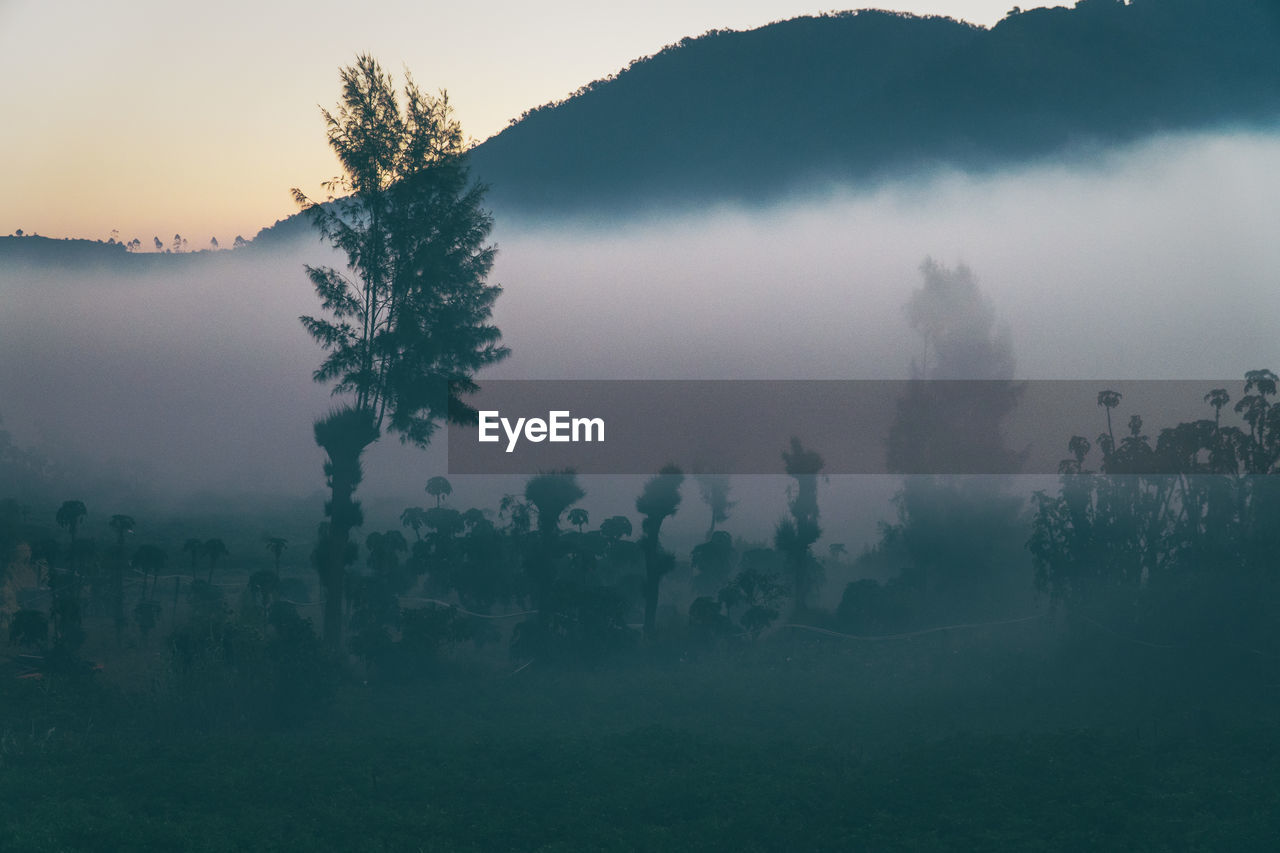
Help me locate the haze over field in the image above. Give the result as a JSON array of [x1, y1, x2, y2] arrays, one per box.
[[6, 6, 1280, 849], [2, 129, 1278, 556]]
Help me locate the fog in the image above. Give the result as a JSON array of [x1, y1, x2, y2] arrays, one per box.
[[3, 127, 1278, 554]]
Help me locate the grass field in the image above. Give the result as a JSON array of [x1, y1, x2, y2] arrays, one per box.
[[3, 628, 1278, 851]]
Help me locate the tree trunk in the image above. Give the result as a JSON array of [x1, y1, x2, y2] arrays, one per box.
[[643, 568, 659, 641], [112, 556, 125, 646], [314, 408, 379, 653], [172, 576, 181, 629], [322, 451, 360, 651], [642, 539, 666, 641]]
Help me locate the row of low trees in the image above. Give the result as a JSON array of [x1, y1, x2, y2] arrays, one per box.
[[120, 234, 251, 252], [0, 498, 312, 661], [3, 454, 825, 673], [7, 230, 254, 252], [1031, 373, 1280, 653], [318, 455, 828, 667]]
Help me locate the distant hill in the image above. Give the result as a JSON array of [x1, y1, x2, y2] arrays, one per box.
[[468, 0, 1280, 214], [0, 235, 132, 270], [0, 234, 237, 271]]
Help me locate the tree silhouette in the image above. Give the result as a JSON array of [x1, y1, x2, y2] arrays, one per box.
[[777, 438, 823, 609], [264, 536, 288, 572], [295, 55, 508, 650], [132, 544, 165, 599], [181, 538, 203, 574], [691, 530, 734, 596], [365, 530, 409, 577], [107, 514, 134, 643], [426, 476, 453, 507], [107, 515, 133, 548], [400, 506, 429, 540], [248, 569, 280, 625], [1205, 388, 1230, 429], [524, 470, 585, 625], [889, 261, 1022, 475], [203, 538, 229, 585], [499, 494, 532, 536], [599, 515, 632, 542], [694, 473, 735, 539], [131, 544, 165, 642], [636, 465, 684, 639], [1097, 390, 1122, 454], [55, 500, 87, 545], [718, 566, 788, 641], [568, 507, 589, 533], [873, 260, 1026, 621]]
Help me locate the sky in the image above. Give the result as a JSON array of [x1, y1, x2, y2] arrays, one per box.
[[0, 1, 1046, 244]]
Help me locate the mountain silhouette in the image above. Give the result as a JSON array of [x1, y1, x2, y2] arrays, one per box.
[[469, 0, 1280, 214]]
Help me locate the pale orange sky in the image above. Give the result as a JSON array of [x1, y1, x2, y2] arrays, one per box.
[[0, 1, 1041, 245]]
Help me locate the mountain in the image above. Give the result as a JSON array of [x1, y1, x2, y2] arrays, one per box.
[[467, 0, 1280, 215]]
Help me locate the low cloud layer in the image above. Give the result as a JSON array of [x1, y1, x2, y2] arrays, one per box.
[[2, 128, 1277, 550]]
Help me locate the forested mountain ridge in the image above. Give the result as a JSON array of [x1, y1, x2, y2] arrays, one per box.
[[469, 0, 1280, 213]]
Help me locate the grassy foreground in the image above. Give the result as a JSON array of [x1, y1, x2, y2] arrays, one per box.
[[2, 632, 1278, 851]]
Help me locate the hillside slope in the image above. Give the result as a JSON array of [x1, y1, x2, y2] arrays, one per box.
[[469, 0, 1280, 213]]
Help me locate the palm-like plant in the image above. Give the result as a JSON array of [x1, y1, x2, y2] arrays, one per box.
[[1205, 388, 1230, 429], [55, 500, 87, 544], [132, 544, 166, 601], [525, 471, 585, 538], [264, 536, 288, 572], [312, 408, 378, 647], [425, 476, 453, 507], [694, 474, 735, 540], [106, 515, 135, 643], [204, 538, 229, 585], [499, 494, 532, 535], [523, 471, 585, 624], [108, 514, 134, 548], [636, 465, 684, 639], [1097, 390, 1122, 453], [567, 507, 589, 533], [400, 507, 429, 540], [248, 569, 280, 623], [779, 438, 823, 609], [179, 538, 204, 587]]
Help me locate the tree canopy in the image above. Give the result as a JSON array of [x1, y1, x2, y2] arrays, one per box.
[[294, 54, 509, 447]]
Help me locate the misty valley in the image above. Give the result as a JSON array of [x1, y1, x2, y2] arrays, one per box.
[[5, 1, 1280, 850]]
